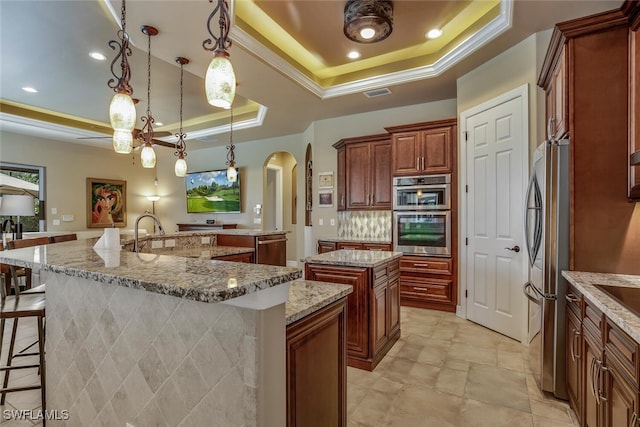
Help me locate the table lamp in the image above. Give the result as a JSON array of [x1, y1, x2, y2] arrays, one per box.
[[0, 194, 35, 240]]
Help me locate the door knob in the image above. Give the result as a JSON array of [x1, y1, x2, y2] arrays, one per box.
[[505, 245, 520, 253]]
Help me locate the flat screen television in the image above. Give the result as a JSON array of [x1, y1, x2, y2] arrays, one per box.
[[185, 169, 240, 213]]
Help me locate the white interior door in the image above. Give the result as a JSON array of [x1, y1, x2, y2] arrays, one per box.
[[462, 86, 528, 342]]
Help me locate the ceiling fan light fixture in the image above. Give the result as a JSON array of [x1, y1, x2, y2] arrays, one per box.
[[344, 0, 393, 44], [203, 0, 236, 109], [113, 129, 133, 154]]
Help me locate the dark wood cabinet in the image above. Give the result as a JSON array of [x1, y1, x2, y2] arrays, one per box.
[[332, 134, 392, 211], [399, 256, 455, 312], [539, 2, 640, 273], [316, 240, 392, 254], [629, 12, 640, 200], [304, 257, 400, 371], [216, 233, 287, 266], [385, 119, 456, 176], [566, 282, 640, 427], [286, 298, 347, 427], [211, 252, 254, 263]]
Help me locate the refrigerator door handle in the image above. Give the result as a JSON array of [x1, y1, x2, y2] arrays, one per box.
[[523, 282, 541, 304], [524, 281, 557, 301], [524, 173, 543, 267]]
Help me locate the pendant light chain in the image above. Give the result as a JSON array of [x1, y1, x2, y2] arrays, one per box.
[[146, 32, 152, 121], [174, 57, 189, 177], [226, 108, 235, 166]]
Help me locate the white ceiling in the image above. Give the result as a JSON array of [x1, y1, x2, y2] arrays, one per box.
[[0, 0, 623, 151]]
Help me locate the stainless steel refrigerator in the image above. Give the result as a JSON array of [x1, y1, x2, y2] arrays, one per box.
[[523, 139, 570, 400]]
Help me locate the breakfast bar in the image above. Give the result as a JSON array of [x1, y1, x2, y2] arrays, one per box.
[[0, 236, 302, 426]]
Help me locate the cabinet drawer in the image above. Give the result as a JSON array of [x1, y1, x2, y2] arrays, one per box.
[[400, 277, 453, 304], [583, 299, 604, 341], [337, 242, 363, 250], [362, 243, 392, 251], [373, 264, 388, 287], [400, 257, 452, 275], [565, 284, 582, 318], [605, 320, 639, 387], [387, 259, 400, 279]]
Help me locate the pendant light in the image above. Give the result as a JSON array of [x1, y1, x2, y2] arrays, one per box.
[[202, 0, 236, 109], [107, 0, 136, 154], [226, 108, 237, 182], [174, 57, 189, 177], [139, 25, 158, 169]]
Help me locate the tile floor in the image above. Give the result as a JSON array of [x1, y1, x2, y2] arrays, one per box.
[[347, 306, 578, 427], [0, 306, 577, 426]]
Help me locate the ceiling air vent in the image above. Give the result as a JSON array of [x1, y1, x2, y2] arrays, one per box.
[[364, 88, 391, 98]]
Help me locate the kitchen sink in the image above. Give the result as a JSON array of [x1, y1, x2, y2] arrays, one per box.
[[594, 284, 640, 318]]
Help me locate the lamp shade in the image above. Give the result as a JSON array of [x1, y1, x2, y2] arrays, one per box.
[[0, 195, 35, 216], [174, 157, 187, 177], [226, 166, 237, 182], [140, 145, 157, 168], [109, 93, 136, 154], [112, 129, 134, 154], [205, 54, 236, 109]]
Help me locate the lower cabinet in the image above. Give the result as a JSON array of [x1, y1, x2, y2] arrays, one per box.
[[304, 258, 400, 371], [286, 298, 347, 427], [399, 256, 456, 312], [316, 240, 392, 254], [216, 233, 287, 266], [566, 283, 640, 427]]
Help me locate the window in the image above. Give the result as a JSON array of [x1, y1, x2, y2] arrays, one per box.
[[0, 162, 45, 233]]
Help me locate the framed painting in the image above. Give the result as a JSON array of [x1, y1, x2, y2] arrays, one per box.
[[87, 178, 127, 228], [318, 171, 334, 189], [318, 190, 333, 208]]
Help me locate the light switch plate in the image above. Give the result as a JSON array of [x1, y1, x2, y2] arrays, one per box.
[[62, 214, 74, 222], [164, 239, 176, 247], [52, 219, 60, 226], [318, 218, 323, 226], [51, 207, 57, 215], [151, 240, 163, 249], [201, 236, 211, 244], [330, 219, 335, 226]]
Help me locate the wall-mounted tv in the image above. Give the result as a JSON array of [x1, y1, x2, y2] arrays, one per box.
[[185, 169, 240, 213]]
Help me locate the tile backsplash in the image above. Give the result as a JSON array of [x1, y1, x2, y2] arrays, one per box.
[[337, 210, 391, 241]]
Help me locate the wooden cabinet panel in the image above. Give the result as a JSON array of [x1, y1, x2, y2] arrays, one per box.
[[212, 252, 254, 263], [317, 240, 337, 254], [422, 127, 452, 174], [583, 330, 603, 427], [361, 243, 392, 251], [605, 358, 639, 427], [346, 143, 370, 210], [605, 320, 639, 388], [334, 134, 392, 211], [391, 133, 421, 175], [372, 284, 388, 353], [566, 309, 582, 424], [371, 140, 393, 208], [337, 242, 363, 250], [337, 147, 346, 210], [630, 25, 640, 200], [217, 233, 287, 266], [304, 265, 369, 359], [286, 298, 347, 427], [400, 276, 453, 304], [400, 256, 452, 275], [552, 48, 567, 139], [304, 258, 400, 371]]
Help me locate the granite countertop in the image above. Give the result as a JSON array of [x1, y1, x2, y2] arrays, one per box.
[[0, 239, 301, 304], [318, 237, 392, 244], [211, 229, 289, 236], [285, 280, 353, 325], [562, 271, 640, 342], [303, 249, 403, 268], [141, 246, 255, 259]]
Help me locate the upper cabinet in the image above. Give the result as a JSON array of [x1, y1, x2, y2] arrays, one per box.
[[630, 7, 640, 199], [385, 119, 457, 176], [544, 46, 568, 141], [333, 134, 392, 211]]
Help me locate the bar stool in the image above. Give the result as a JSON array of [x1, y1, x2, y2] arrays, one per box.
[[0, 264, 46, 417], [7, 237, 49, 295]]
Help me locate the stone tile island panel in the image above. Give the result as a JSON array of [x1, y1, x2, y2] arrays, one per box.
[[45, 271, 272, 427]]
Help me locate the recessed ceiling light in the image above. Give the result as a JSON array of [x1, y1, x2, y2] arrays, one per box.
[[426, 29, 443, 39], [155, 122, 164, 126], [89, 52, 107, 61], [22, 87, 38, 93], [347, 51, 361, 59]]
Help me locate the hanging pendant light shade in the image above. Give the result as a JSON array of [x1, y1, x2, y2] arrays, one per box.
[[141, 144, 156, 168], [174, 57, 190, 177], [107, 0, 136, 154], [203, 0, 236, 109], [139, 25, 158, 169]]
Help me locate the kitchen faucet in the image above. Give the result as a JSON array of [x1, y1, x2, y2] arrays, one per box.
[[134, 213, 165, 253]]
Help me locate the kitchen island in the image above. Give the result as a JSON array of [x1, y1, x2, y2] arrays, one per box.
[[304, 249, 403, 371], [0, 237, 302, 426]]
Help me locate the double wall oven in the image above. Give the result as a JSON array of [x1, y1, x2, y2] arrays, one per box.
[[393, 174, 451, 257]]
